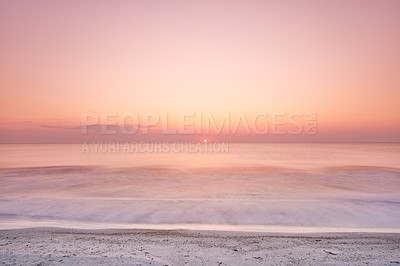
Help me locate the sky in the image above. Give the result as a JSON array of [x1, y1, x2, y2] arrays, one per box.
[[0, 0, 399, 143]]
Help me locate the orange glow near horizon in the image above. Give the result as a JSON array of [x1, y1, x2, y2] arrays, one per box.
[[0, 0, 399, 143]]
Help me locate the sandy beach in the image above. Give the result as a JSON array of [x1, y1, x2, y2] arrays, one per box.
[[0, 228, 399, 265]]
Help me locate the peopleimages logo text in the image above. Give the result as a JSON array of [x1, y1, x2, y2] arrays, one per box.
[[81, 112, 317, 135]]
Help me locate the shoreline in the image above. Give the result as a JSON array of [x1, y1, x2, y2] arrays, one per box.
[[1, 227, 399, 265], [2, 219, 400, 233]]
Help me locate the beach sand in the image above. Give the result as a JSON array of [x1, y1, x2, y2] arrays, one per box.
[[0, 228, 399, 265]]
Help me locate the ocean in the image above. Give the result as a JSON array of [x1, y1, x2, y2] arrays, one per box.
[[0, 143, 399, 232]]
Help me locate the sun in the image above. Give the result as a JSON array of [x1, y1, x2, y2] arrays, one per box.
[[203, 139, 208, 143]]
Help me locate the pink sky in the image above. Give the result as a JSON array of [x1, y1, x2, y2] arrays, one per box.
[[0, 0, 399, 143]]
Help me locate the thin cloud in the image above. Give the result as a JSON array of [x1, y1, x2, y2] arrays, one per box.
[[40, 124, 157, 130]]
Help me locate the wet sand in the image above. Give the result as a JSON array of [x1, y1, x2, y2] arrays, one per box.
[[0, 228, 399, 265]]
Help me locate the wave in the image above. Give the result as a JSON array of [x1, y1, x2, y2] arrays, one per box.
[[1, 143, 399, 229], [1, 164, 400, 177]]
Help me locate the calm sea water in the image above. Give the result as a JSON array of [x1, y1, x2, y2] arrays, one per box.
[[0, 143, 399, 231]]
